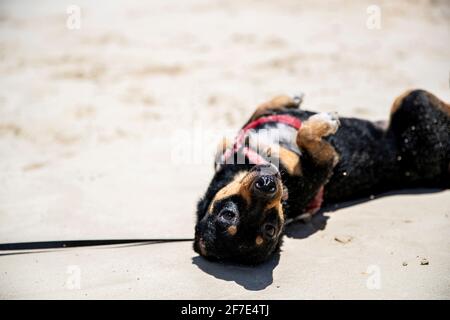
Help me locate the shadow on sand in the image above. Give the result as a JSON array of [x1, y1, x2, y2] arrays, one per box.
[[286, 187, 445, 238], [193, 188, 446, 290], [192, 253, 280, 291]]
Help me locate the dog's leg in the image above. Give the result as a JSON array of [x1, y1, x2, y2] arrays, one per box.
[[248, 93, 303, 122], [391, 89, 450, 117], [388, 89, 450, 187], [297, 112, 340, 168], [284, 112, 340, 217]]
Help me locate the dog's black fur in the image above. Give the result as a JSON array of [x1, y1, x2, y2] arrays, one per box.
[[194, 89, 450, 264]]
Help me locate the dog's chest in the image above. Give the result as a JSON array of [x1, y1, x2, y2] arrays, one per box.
[[246, 122, 301, 156]]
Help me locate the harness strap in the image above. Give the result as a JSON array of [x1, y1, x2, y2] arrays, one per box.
[[219, 114, 324, 216], [222, 114, 302, 165]]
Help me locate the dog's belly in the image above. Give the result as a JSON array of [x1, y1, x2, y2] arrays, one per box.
[[249, 109, 405, 203], [324, 117, 400, 202], [264, 109, 401, 203]]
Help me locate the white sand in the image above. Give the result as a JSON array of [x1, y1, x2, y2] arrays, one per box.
[[0, 0, 449, 299]]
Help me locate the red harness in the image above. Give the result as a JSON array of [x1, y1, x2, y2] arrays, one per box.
[[219, 114, 324, 216], [222, 114, 302, 165]]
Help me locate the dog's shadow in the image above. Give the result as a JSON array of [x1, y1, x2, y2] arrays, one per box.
[[191, 212, 324, 291], [191, 211, 327, 291], [285, 187, 445, 239], [193, 188, 445, 290], [192, 253, 280, 291], [284, 211, 329, 238]]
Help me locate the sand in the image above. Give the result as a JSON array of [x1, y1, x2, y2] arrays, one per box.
[[0, 0, 449, 299]]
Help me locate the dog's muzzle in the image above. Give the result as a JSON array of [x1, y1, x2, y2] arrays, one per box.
[[250, 163, 281, 198]]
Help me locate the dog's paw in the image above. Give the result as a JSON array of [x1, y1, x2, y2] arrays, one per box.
[[307, 112, 340, 136], [291, 92, 304, 108]]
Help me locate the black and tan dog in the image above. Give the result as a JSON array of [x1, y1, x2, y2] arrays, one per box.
[[194, 89, 450, 264]]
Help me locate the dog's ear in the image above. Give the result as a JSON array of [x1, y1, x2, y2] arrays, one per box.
[[214, 137, 233, 172]]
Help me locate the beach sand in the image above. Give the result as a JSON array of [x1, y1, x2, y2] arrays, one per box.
[[0, 0, 449, 299]]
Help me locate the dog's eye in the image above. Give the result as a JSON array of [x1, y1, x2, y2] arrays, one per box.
[[219, 210, 237, 221], [263, 223, 276, 238]]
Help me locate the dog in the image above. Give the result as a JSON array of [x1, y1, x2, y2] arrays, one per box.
[[194, 89, 450, 264]]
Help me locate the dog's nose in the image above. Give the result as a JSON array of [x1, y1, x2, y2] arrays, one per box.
[[254, 175, 277, 193]]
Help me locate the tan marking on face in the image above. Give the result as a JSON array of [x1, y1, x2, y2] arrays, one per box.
[[279, 146, 302, 176], [265, 194, 282, 211], [208, 171, 255, 213], [227, 225, 237, 236], [213, 171, 247, 202], [255, 236, 264, 246], [274, 202, 285, 226], [208, 169, 286, 225], [263, 175, 284, 212]]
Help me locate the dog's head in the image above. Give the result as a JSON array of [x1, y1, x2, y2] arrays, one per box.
[[194, 163, 287, 264]]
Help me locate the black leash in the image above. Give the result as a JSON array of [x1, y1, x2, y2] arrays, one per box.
[[0, 238, 194, 251]]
